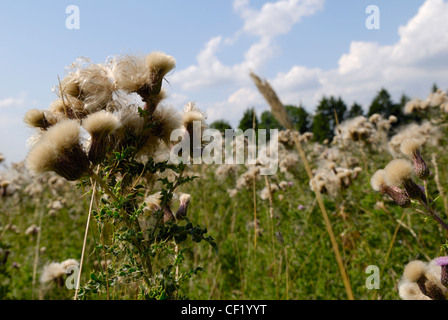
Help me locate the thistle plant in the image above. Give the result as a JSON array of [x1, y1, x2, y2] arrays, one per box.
[[371, 138, 448, 300], [371, 138, 448, 232], [398, 258, 448, 300], [24, 52, 216, 300]]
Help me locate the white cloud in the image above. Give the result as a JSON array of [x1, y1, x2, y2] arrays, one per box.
[[172, 36, 247, 92], [234, 0, 325, 38], [0, 95, 26, 109], [172, 0, 325, 122], [173, 0, 448, 127], [268, 0, 448, 111]]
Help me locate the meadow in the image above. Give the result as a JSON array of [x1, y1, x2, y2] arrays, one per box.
[[0, 52, 447, 300]]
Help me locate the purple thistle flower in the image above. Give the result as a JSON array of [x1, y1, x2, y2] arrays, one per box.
[[435, 256, 448, 266], [436, 256, 448, 287], [298, 204, 305, 210]]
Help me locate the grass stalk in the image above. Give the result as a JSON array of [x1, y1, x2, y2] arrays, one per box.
[[31, 204, 44, 299], [250, 71, 355, 300], [74, 177, 97, 300], [252, 110, 258, 251]]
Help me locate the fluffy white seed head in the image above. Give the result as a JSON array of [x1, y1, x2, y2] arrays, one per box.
[[72, 63, 114, 112], [24, 109, 46, 128], [383, 159, 414, 186], [60, 259, 79, 270], [370, 169, 387, 191], [112, 55, 149, 92], [398, 279, 431, 300], [152, 105, 183, 145], [82, 110, 121, 136], [179, 193, 191, 205], [403, 260, 427, 282], [145, 192, 162, 212], [43, 120, 81, 152], [26, 120, 84, 177], [40, 262, 65, 283], [49, 96, 85, 120], [400, 138, 424, 157], [145, 52, 176, 77], [26, 141, 59, 176], [60, 73, 80, 97]]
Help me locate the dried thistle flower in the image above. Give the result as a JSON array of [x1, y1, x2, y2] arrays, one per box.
[[400, 138, 429, 180], [370, 169, 410, 207], [383, 159, 422, 200], [400, 260, 446, 300], [83, 110, 121, 164], [49, 96, 86, 120], [112, 52, 175, 109], [182, 103, 208, 158], [24, 109, 55, 130], [25, 224, 39, 236], [398, 279, 431, 300], [145, 192, 162, 212], [143, 51, 176, 99], [403, 260, 429, 295], [151, 105, 182, 146], [40, 262, 66, 286], [26, 120, 90, 181], [60, 259, 79, 270], [60, 63, 115, 113]]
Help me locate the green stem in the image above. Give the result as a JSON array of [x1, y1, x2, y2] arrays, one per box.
[[88, 168, 154, 287]]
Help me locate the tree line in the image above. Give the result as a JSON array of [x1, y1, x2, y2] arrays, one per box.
[[209, 86, 439, 143]]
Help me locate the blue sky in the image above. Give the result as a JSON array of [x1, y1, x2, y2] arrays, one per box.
[[1, 0, 447, 164]]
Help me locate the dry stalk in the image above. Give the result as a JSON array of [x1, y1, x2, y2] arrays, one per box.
[[252, 110, 258, 250], [74, 177, 97, 300], [250, 72, 355, 300]]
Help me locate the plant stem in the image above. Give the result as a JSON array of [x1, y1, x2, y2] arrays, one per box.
[[74, 177, 97, 300], [290, 133, 355, 300], [88, 169, 154, 288], [31, 204, 44, 300], [418, 198, 448, 233]]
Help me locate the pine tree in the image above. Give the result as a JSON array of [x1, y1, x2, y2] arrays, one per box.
[[210, 119, 232, 132], [259, 110, 283, 140], [348, 103, 364, 118], [238, 108, 258, 132], [311, 96, 347, 143], [367, 88, 405, 126], [285, 105, 310, 133]]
